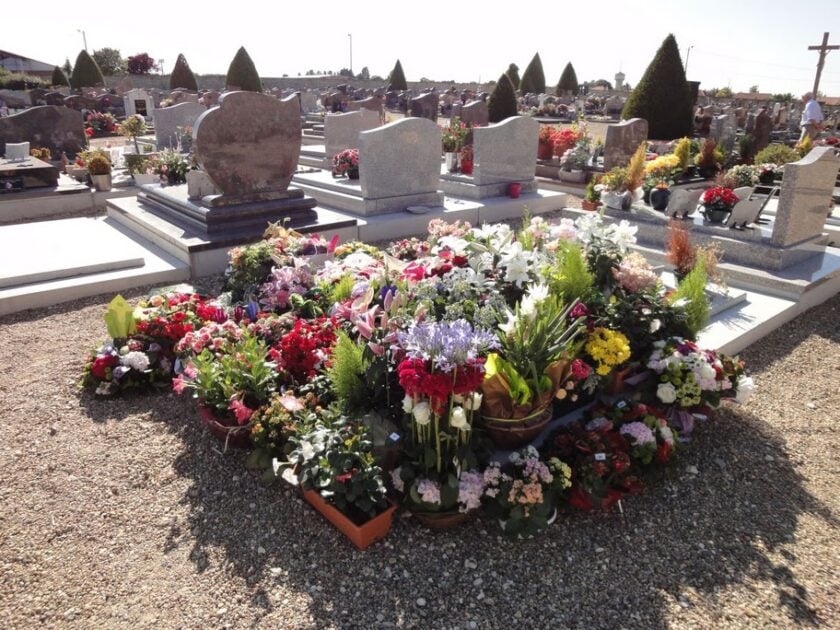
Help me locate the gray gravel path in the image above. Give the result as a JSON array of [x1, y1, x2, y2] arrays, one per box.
[[1, 285, 837, 629]]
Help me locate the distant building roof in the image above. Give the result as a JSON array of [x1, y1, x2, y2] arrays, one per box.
[[733, 92, 773, 100], [0, 50, 54, 76], [821, 96, 840, 107]]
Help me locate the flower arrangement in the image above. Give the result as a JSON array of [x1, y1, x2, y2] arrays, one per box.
[[700, 186, 739, 212], [552, 126, 584, 158], [153, 148, 189, 185], [559, 139, 590, 171], [85, 111, 117, 135], [82, 337, 173, 396], [584, 327, 631, 376], [86, 153, 111, 176], [725, 164, 760, 187], [29, 147, 51, 161], [119, 114, 147, 154], [482, 446, 572, 536], [332, 148, 359, 177], [440, 116, 469, 153]]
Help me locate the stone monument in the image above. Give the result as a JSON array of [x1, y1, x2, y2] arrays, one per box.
[[603, 118, 648, 170], [0, 106, 86, 158]]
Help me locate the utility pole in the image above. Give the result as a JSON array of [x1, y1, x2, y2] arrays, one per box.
[[348, 33, 353, 75], [808, 32, 838, 96], [77, 29, 87, 52], [684, 45, 694, 75]]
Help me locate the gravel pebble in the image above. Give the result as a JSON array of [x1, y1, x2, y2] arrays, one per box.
[[0, 281, 838, 629]]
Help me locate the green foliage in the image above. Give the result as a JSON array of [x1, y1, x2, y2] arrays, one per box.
[[673, 137, 692, 171], [225, 46, 262, 92], [506, 63, 520, 90], [169, 53, 198, 91], [771, 92, 793, 103], [0, 72, 47, 90], [323, 274, 354, 304], [754, 143, 799, 166], [61, 58, 72, 76], [556, 62, 579, 96], [669, 256, 709, 337], [739, 134, 756, 163], [550, 242, 595, 303], [388, 59, 407, 91], [488, 72, 518, 123], [223, 240, 275, 301], [91, 47, 125, 75], [519, 52, 546, 94], [71, 50, 105, 88], [622, 34, 693, 139], [327, 332, 368, 412], [51, 66, 69, 87], [86, 154, 111, 175]]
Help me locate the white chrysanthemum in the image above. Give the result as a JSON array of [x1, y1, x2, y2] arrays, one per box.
[[413, 401, 432, 426], [657, 382, 677, 404], [450, 406, 468, 429], [121, 351, 150, 372]]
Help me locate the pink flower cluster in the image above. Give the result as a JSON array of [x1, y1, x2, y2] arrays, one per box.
[[613, 253, 658, 293], [259, 266, 313, 310], [175, 321, 244, 356]]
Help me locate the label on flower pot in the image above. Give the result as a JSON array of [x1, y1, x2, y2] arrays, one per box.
[[595, 453, 606, 461]]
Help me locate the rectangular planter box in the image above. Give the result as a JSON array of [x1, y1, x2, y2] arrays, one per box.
[[302, 489, 396, 550]]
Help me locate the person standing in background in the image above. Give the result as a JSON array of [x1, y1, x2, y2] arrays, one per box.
[[799, 92, 824, 141]]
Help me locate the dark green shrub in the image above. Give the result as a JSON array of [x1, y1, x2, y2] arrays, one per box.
[[71, 50, 105, 88], [0, 72, 48, 90], [519, 52, 545, 94], [388, 59, 407, 91], [169, 53, 198, 91], [225, 47, 262, 92], [506, 63, 520, 91], [51, 66, 70, 87], [754, 143, 800, 166], [556, 62, 578, 96], [488, 73, 518, 123], [621, 34, 693, 139]]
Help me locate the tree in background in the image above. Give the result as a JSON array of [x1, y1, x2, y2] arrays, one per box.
[[339, 68, 354, 78], [748, 85, 759, 93], [51, 66, 70, 87], [519, 52, 545, 94], [127, 53, 158, 75], [61, 58, 72, 77], [225, 47, 262, 92], [488, 72, 518, 123], [92, 47, 126, 75], [506, 63, 520, 91], [357, 66, 370, 81], [621, 34, 693, 140], [388, 60, 407, 91], [71, 50, 105, 88], [169, 53, 198, 91], [556, 62, 579, 96]]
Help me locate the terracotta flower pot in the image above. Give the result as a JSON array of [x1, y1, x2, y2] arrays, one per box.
[[480, 407, 553, 449], [607, 367, 632, 396], [198, 404, 252, 450], [303, 489, 396, 550], [581, 200, 601, 211]]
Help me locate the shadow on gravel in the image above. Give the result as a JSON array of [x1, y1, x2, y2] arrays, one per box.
[[152, 394, 834, 628]]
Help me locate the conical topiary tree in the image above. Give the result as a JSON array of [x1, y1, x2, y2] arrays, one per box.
[[488, 73, 518, 123], [388, 59, 407, 91], [51, 66, 70, 87], [519, 52, 545, 94], [70, 50, 105, 89], [556, 62, 578, 96], [170, 53, 198, 91], [622, 34, 693, 140], [225, 46, 262, 92], [506, 63, 520, 91]]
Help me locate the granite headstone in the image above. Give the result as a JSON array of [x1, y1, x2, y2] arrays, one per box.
[[0, 106, 85, 158], [409, 92, 439, 121], [473, 116, 538, 186], [324, 109, 380, 165], [154, 101, 206, 149], [460, 100, 489, 127], [603, 118, 648, 170]]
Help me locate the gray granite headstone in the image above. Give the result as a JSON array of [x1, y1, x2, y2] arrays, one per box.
[[43, 92, 66, 106], [473, 116, 539, 186], [125, 89, 154, 119], [29, 89, 49, 106], [324, 109, 380, 164], [64, 95, 99, 111], [753, 110, 773, 151], [154, 101, 206, 149], [604, 95, 624, 115], [409, 92, 439, 121], [603, 118, 648, 170], [170, 90, 199, 105], [201, 91, 221, 108], [460, 100, 489, 127], [299, 92, 318, 113], [771, 147, 840, 247], [358, 117, 441, 200], [346, 95, 384, 116], [0, 106, 85, 158]]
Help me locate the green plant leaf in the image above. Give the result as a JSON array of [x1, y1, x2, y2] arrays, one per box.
[[104, 295, 136, 339]]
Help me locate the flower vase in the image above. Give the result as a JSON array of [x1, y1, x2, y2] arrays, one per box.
[[303, 489, 396, 550], [91, 173, 112, 192], [198, 404, 252, 450], [649, 188, 671, 211], [444, 152, 459, 173], [459, 157, 473, 175], [703, 207, 729, 223], [537, 141, 554, 160], [507, 182, 522, 199]]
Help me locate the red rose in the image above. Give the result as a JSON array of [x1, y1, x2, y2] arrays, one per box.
[[656, 442, 673, 464], [90, 354, 119, 379]]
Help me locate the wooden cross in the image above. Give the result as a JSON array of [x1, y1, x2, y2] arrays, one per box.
[[808, 32, 838, 97]]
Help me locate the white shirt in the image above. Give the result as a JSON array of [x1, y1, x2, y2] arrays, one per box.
[[801, 99, 823, 126]]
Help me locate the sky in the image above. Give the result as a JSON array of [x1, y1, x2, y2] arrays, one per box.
[[5, 0, 840, 96]]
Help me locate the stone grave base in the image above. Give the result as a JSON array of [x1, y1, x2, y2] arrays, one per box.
[[292, 169, 445, 216], [0, 216, 188, 316], [107, 194, 358, 278], [439, 171, 538, 200], [0, 157, 59, 190], [299, 144, 327, 169]]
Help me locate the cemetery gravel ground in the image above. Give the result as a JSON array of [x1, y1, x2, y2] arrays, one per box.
[[1, 283, 838, 629]]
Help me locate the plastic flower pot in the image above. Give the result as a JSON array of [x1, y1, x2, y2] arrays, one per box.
[[703, 207, 730, 223], [459, 157, 473, 175], [303, 489, 396, 550], [537, 141, 554, 160], [507, 182, 522, 199]]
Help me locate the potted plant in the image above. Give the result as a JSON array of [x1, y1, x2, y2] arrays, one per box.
[[87, 154, 112, 192], [29, 146, 51, 162], [482, 446, 572, 536], [537, 125, 555, 160], [694, 138, 723, 179], [582, 176, 602, 211], [441, 116, 468, 172], [700, 185, 739, 223], [479, 294, 585, 448], [173, 333, 279, 450], [332, 148, 360, 180], [665, 221, 695, 283], [153, 149, 190, 185], [119, 114, 148, 156], [459, 144, 474, 175], [599, 166, 630, 210], [277, 415, 395, 550], [558, 138, 590, 183]]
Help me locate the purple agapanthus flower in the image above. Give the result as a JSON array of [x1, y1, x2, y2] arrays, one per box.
[[398, 319, 498, 372]]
